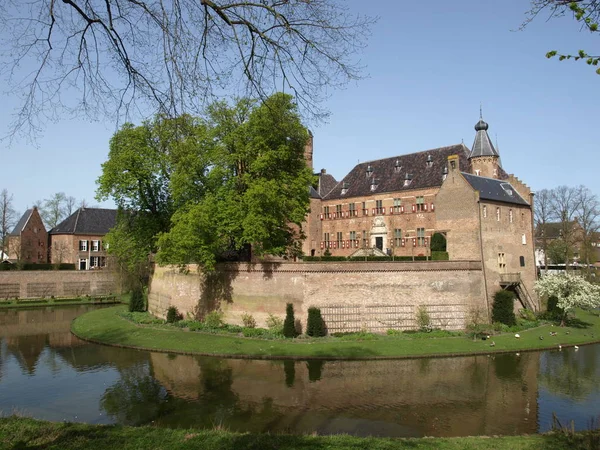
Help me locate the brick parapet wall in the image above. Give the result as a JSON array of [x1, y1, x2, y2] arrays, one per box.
[[0, 270, 119, 299], [149, 261, 486, 332]]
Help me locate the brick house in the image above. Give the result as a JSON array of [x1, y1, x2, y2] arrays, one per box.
[[303, 116, 538, 310], [49, 208, 117, 270], [6, 207, 48, 264]]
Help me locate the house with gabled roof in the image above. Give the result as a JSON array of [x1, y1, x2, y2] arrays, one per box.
[[302, 115, 538, 311], [49, 207, 117, 270], [6, 207, 48, 264]]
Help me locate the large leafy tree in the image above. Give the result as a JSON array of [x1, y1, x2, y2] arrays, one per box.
[[97, 114, 211, 285], [98, 93, 313, 275], [535, 273, 600, 325], [0, 0, 374, 138], [157, 93, 314, 269]]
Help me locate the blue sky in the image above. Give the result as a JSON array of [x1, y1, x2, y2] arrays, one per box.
[[1, 0, 598, 215]]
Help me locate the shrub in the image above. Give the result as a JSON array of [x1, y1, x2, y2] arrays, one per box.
[[129, 288, 146, 312], [306, 307, 326, 337], [545, 295, 564, 320], [430, 233, 447, 252], [166, 306, 182, 323], [416, 305, 432, 331], [266, 313, 283, 334], [203, 310, 224, 328], [283, 303, 297, 338], [241, 313, 256, 328], [492, 290, 516, 326]]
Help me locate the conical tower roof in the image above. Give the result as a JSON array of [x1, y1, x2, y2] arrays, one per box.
[[469, 117, 499, 159]]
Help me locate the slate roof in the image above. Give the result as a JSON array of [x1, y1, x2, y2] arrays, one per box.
[[49, 208, 117, 235], [9, 209, 33, 236], [310, 171, 338, 199], [323, 144, 471, 201], [461, 173, 529, 206], [470, 119, 500, 159]]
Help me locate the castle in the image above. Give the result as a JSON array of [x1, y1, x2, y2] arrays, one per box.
[[302, 116, 538, 312], [149, 115, 539, 332]]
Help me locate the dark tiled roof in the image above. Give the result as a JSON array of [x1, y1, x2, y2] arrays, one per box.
[[9, 209, 33, 236], [470, 119, 500, 158], [309, 186, 321, 199], [49, 208, 117, 235], [461, 173, 529, 206], [323, 144, 471, 201], [317, 172, 338, 197]]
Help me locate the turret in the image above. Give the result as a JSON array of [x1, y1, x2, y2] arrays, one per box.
[[469, 115, 501, 179]]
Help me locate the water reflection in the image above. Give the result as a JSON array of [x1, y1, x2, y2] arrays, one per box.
[[1, 306, 600, 437]]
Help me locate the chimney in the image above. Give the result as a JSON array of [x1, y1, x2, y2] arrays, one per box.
[[321, 168, 326, 174], [447, 154, 459, 173]]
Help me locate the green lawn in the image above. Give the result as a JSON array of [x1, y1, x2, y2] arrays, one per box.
[[1, 417, 597, 450], [71, 305, 600, 359]]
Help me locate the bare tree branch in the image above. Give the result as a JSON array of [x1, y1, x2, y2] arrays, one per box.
[[0, 0, 376, 140]]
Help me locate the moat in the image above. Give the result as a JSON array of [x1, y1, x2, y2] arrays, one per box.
[[1, 305, 599, 437]]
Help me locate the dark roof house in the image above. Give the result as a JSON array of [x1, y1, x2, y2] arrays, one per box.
[[50, 208, 117, 235], [9, 209, 34, 236]]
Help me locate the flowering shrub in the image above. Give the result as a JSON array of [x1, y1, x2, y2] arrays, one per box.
[[535, 274, 600, 325]]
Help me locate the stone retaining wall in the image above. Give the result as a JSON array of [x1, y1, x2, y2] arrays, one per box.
[[0, 270, 119, 299], [149, 261, 485, 332]]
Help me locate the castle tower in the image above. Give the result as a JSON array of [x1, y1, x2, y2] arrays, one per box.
[[304, 129, 314, 170], [469, 116, 501, 178]]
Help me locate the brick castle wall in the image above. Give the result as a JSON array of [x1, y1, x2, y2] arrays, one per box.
[[149, 261, 485, 332], [0, 270, 119, 299]]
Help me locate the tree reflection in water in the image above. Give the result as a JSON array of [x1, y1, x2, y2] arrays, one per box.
[[100, 362, 172, 426], [539, 346, 599, 401]]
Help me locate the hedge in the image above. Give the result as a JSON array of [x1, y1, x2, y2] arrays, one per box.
[[0, 263, 76, 271]]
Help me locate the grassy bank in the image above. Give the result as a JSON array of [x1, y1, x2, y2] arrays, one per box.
[[0, 295, 123, 309], [71, 305, 600, 359], [2, 417, 599, 450]]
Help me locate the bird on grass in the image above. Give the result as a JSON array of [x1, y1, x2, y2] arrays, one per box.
[[490, 341, 496, 347], [514, 333, 520, 339], [539, 336, 544, 340]]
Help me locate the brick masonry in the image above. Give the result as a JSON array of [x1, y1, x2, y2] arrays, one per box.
[[0, 270, 119, 299], [149, 261, 486, 332]]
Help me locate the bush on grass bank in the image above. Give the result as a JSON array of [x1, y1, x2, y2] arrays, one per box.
[[283, 303, 297, 338], [166, 306, 183, 323], [492, 290, 516, 326], [306, 307, 326, 337], [129, 288, 146, 312]]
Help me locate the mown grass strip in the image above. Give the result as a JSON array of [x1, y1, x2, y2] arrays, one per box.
[[2, 417, 598, 450], [71, 305, 600, 360]]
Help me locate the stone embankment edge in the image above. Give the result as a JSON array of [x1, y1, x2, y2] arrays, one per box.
[[1, 300, 123, 309], [70, 313, 600, 362]]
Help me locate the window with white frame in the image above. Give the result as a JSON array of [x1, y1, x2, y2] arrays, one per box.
[[417, 228, 425, 246], [496, 207, 501, 222], [393, 198, 401, 213], [416, 196, 425, 211], [375, 200, 383, 214], [509, 209, 513, 223], [92, 240, 100, 251], [483, 205, 487, 218], [498, 252, 506, 271], [350, 231, 357, 246], [90, 256, 99, 268], [362, 230, 367, 248], [394, 228, 402, 247], [336, 232, 343, 248], [79, 240, 88, 251]]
